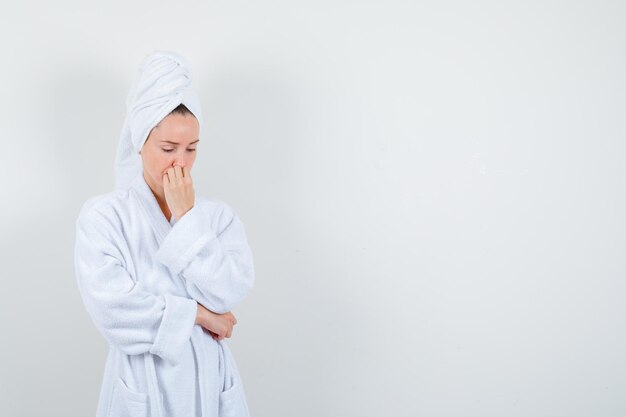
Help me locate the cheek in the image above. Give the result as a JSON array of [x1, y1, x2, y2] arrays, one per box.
[[146, 152, 170, 175], [159, 161, 171, 176], [156, 152, 172, 165]]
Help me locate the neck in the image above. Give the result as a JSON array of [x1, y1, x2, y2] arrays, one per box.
[[143, 172, 171, 221]]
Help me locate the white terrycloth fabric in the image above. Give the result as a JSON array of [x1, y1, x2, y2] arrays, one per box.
[[114, 50, 203, 191], [75, 51, 255, 417]]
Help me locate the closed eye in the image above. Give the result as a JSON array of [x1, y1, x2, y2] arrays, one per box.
[[162, 149, 197, 153]]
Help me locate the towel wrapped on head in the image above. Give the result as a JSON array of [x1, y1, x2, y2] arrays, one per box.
[[114, 51, 203, 190]]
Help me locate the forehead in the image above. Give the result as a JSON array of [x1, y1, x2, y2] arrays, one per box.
[[155, 113, 199, 130], [151, 114, 199, 143]]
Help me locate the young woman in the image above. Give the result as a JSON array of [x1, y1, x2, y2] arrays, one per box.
[[74, 51, 255, 417]]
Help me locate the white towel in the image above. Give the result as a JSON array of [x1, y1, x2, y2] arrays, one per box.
[[114, 50, 204, 190]]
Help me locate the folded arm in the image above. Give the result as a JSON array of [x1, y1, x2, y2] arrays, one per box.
[[74, 206, 197, 365], [154, 201, 255, 314]]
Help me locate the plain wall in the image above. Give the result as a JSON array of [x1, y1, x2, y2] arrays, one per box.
[[1, 1, 624, 416]]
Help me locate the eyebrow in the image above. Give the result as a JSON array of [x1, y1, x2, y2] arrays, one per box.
[[160, 139, 200, 145]]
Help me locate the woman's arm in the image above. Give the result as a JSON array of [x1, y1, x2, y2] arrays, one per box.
[[154, 201, 255, 314], [74, 206, 197, 365], [195, 303, 237, 341]]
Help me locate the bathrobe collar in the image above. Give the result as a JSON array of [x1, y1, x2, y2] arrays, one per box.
[[128, 172, 181, 417], [129, 172, 176, 241]]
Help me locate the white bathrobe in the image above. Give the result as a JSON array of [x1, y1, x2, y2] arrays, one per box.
[[74, 170, 255, 417]]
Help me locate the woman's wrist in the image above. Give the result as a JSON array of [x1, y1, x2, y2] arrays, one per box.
[[195, 302, 203, 326]]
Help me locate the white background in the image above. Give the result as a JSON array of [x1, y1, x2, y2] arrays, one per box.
[[1, 1, 624, 416]]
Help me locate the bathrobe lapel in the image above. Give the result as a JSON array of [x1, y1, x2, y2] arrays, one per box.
[[128, 172, 176, 417], [130, 172, 175, 241]]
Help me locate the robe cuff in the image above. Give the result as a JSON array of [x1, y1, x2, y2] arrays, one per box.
[[154, 205, 218, 275], [149, 293, 197, 365]]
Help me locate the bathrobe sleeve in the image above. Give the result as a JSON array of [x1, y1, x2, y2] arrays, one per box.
[[154, 201, 255, 314], [74, 205, 198, 365]]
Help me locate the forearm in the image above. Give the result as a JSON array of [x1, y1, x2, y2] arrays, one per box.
[[195, 301, 218, 327]]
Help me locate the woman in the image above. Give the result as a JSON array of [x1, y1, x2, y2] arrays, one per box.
[[74, 51, 255, 417]]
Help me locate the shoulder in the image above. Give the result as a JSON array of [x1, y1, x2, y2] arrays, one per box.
[[76, 188, 132, 232], [74, 191, 133, 264]]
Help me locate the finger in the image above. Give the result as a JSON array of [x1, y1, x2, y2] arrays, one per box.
[[164, 166, 175, 183], [174, 165, 183, 181], [183, 165, 192, 181]]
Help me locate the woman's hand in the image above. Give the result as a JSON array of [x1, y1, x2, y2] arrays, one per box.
[[195, 303, 237, 341], [163, 164, 195, 221]]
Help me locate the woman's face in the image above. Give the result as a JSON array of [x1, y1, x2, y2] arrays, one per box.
[[140, 112, 200, 195]]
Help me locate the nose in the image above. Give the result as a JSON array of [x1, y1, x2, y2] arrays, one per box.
[[172, 156, 188, 168], [171, 149, 193, 169]]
